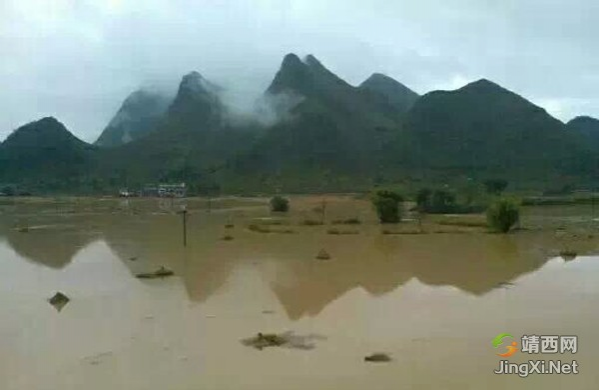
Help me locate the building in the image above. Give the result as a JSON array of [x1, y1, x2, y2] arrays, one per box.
[[158, 183, 187, 198], [140, 183, 187, 198]]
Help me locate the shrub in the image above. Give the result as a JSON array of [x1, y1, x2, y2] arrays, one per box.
[[415, 188, 479, 214], [486, 198, 520, 233], [270, 196, 289, 212], [416, 188, 432, 211], [301, 219, 324, 226], [430, 189, 457, 213], [372, 190, 403, 223]]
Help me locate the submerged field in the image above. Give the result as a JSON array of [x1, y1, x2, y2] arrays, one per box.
[[1, 195, 599, 389]]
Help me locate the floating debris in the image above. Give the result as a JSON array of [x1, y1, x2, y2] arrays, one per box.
[[48, 292, 70, 312], [129, 256, 138, 261], [17, 227, 29, 233], [225, 224, 235, 229], [560, 250, 578, 261], [241, 332, 324, 350], [364, 353, 392, 363], [262, 310, 275, 315], [136, 266, 174, 279], [316, 249, 331, 260], [82, 351, 113, 366]]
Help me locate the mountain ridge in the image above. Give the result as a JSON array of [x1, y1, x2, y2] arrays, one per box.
[[2, 55, 598, 193]]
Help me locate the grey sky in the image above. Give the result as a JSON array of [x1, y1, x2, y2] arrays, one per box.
[[2, 0, 599, 142]]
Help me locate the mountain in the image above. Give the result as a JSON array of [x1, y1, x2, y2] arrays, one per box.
[[0, 117, 96, 188], [359, 73, 419, 114], [266, 54, 400, 123], [393, 79, 595, 181], [223, 54, 407, 191], [3, 56, 599, 194], [95, 89, 172, 147], [167, 71, 224, 130], [96, 71, 257, 190], [567, 116, 599, 150]]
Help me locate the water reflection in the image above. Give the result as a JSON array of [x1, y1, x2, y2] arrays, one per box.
[[0, 219, 100, 268], [0, 203, 576, 321]]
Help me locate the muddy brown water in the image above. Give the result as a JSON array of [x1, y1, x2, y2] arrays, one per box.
[[1, 196, 599, 389]]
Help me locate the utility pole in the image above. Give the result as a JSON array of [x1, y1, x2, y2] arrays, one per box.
[[179, 205, 188, 247]]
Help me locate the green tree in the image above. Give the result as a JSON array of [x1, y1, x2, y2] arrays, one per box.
[[486, 198, 520, 233], [484, 179, 508, 195], [430, 189, 457, 213], [1, 186, 15, 196], [416, 188, 432, 211], [372, 190, 403, 223]]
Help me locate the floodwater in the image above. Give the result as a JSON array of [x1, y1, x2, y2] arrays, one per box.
[[1, 196, 599, 389]]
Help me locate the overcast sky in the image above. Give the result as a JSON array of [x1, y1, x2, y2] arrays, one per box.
[[2, 0, 599, 142]]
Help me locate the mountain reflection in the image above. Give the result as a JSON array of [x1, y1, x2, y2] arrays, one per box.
[[0, 202, 567, 320]]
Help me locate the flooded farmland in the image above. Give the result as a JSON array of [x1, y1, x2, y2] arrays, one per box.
[[1, 196, 599, 389]]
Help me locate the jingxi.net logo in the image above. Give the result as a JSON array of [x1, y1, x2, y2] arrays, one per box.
[[492, 333, 579, 377]]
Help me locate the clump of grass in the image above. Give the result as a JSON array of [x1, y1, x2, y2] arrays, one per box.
[[252, 218, 288, 226], [436, 218, 487, 228], [327, 228, 359, 235], [332, 218, 361, 225], [316, 249, 331, 260], [221, 235, 234, 241], [382, 229, 422, 235], [248, 224, 295, 234], [300, 219, 324, 226], [278, 228, 296, 234], [225, 224, 234, 229], [249, 224, 270, 233]]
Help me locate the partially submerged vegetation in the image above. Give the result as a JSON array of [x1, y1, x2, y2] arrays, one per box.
[[560, 250, 578, 261], [372, 190, 403, 223], [316, 249, 332, 260], [241, 332, 324, 350], [270, 196, 290, 212], [486, 198, 520, 233], [300, 219, 324, 226], [136, 266, 175, 279], [331, 218, 361, 225], [327, 228, 359, 235], [248, 224, 295, 234]]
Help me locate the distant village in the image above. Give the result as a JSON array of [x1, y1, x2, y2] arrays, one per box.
[[119, 183, 187, 198]]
